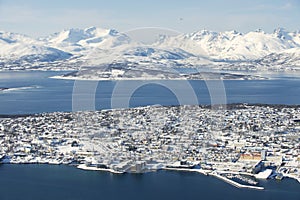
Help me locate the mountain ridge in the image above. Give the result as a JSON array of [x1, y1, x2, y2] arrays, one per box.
[[1, 27, 300, 71]]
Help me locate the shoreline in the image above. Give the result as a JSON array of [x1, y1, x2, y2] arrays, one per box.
[[163, 167, 264, 190], [1, 162, 300, 189], [163, 167, 210, 176], [49, 75, 267, 81], [77, 164, 124, 174], [0, 163, 265, 190], [1, 103, 300, 117]]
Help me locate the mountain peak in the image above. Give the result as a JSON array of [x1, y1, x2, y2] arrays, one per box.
[[0, 31, 37, 44], [274, 27, 287, 33], [108, 29, 119, 36], [44, 27, 120, 44], [273, 27, 290, 40], [84, 26, 115, 36], [84, 26, 97, 32], [254, 28, 265, 33]]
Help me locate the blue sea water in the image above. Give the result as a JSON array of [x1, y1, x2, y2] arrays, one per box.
[[0, 71, 299, 114], [0, 164, 299, 200]]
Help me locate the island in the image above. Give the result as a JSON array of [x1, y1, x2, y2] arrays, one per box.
[[0, 104, 299, 190], [50, 62, 267, 81]]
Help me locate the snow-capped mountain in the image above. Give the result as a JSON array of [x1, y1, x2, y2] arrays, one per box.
[[41, 27, 131, 53], [0, 31, 72, 63], [158, 28, 300, 61], [1, 27, 300, 71], [256, 47, 300, 70], [123, 47, 194, 60]]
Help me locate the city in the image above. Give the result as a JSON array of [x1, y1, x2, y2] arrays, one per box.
[[1, 104, 299, 189]]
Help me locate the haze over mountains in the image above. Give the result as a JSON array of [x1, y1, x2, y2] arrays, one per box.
[[1, 27, 300, 71]]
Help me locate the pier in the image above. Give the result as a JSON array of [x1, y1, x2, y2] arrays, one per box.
[[77, 164, 124, 174], [210, 172, 264, 190], [164, 167, 210, 176]]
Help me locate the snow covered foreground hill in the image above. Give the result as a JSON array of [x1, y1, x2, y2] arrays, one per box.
[[1, 27, 300, 71]]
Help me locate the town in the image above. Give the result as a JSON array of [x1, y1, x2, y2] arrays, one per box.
[[0, 104, 299, 189]]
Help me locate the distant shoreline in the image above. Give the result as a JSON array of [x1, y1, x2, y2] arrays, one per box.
[[0, 103, 299, 118], [50, 72, 268, 81]]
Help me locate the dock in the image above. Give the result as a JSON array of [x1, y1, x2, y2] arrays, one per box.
[[163, 167, 210, 176], [77, 164, 124, 174], [210, 172, 264, 190]]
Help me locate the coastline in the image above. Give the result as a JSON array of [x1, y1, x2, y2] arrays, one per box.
[[1, 164, 299, 200], [163, 167, 210, 176], [1, 160, 300, 190], [0, 162, 267, 190], [77, 164, 124, 174], [1, 103, 300, 118], [49, 75, 266, 81]]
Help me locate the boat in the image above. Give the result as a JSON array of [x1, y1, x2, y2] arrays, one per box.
[[235, 174, 258, 185], [275, 173, 284, 180]]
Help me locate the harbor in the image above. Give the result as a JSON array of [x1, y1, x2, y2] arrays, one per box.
[[211, 172, 264, 190]]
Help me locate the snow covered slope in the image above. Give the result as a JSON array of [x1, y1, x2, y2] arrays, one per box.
[[0, 31, 72, 62], [41, 26, 131, 53], [256, 47, 300, 70], [159, 28, 300, 61]]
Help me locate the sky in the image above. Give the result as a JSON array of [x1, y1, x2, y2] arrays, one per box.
[[0, 0, 299, 37]]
